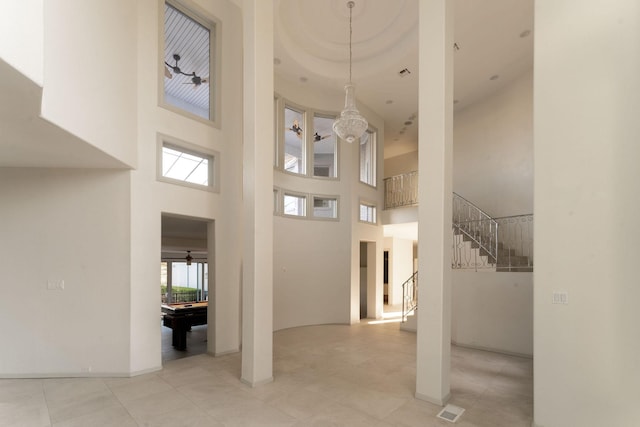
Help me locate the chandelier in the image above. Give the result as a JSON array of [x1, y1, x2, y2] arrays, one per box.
[[332, 1, 368, 143]]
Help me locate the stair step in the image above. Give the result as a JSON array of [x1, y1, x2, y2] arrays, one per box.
[[497, 255, 529, 266], [496, 266, 533, 272]]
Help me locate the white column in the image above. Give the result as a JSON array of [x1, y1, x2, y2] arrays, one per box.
[[415, 0, 453, 405], [241, 0, 274, 387]]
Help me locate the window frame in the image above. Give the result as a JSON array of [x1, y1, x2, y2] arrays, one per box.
[[311, 112, 339, 179], [311, 194, 340, 221], [281, 103, 307, 176], [157, 133, 220, 192], [282, 191, 308, 218], [274, 95, 340, 180], [358, 200, 378, 225], [159, 0, 221, 127], [359, 128, 378, 188]]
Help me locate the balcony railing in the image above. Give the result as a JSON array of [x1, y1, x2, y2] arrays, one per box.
[[384, 171, 418, 209]]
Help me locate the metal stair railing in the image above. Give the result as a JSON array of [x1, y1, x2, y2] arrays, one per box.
[[494, 214, 534, 271], [401, 271, 418, 322], [452, 192, 498, 268]]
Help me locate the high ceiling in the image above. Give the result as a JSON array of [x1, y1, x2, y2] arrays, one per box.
[[273, 0, 534, 159]]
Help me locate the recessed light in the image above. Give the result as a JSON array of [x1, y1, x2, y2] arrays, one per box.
[[520, 30, 531, 38], [489, 74, 499, 81], [274, 58, 281, 65]]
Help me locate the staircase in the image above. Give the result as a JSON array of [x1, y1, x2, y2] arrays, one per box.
[[452, 193, 533, 272], [383, 173, 534, 272]]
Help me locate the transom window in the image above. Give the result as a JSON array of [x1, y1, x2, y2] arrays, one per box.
[[162, 1, 215, 122], [162, 145, 210, 185], [158, 137, 218, 192], [359, 202, 377, 224]]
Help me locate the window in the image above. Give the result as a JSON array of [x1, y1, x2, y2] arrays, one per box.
[[359, 202, 377, 224], [283, 193, 306, 217], [276, 97, 341, 179], [359, 129, 377, 187], [284, 106, 305, 174], [313, 114, 337, 178], [313, 196, 338, 219], [158, 137, 218, 191], [163, 1, 215, 122]]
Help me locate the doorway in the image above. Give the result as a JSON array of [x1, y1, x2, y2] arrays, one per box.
[[359, 241, 378, 320], [161, 214, 214, 362]]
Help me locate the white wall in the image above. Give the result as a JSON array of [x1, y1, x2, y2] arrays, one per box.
[[0, 0, 43, 85], [0, 169, 131, 376], [274, 74, 385, 328], [387, 236, 414, 306], [41, 0, 138, 168], [534, 1, 640, 426], [452, 271, 532, 357], [454, 70, 533, 217], [383, 69, 532, 217], [273, 216, 351, 329], [384, 151, 418, 178], [130, 0, 244, 372]]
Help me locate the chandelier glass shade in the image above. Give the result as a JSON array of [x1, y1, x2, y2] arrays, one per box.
[[333, 1, 368, 143]]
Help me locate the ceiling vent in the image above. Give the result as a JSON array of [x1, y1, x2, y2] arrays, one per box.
[[398, 68, 411, 77]]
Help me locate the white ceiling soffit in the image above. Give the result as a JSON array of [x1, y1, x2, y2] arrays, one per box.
[[0, 59, 129, 168]]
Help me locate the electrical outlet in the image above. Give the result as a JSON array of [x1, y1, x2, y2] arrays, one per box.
[[552, 291, 568, 304]]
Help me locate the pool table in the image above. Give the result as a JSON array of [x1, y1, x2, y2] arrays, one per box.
[[161, 302, 207, 350]]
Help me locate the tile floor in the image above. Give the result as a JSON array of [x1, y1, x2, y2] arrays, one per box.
[[0, 317, 533, 427]]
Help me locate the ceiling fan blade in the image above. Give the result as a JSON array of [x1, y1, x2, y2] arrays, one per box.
[[164, 66, 173, 79]]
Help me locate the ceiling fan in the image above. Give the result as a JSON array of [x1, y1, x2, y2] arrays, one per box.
[[164, 54, 209, 86], [287, 120, 331, 142]]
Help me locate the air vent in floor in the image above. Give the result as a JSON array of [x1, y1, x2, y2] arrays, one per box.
[[436, 404, 465, 423]]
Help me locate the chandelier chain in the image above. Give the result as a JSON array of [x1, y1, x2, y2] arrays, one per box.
[[349, 3, 353, 83]]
